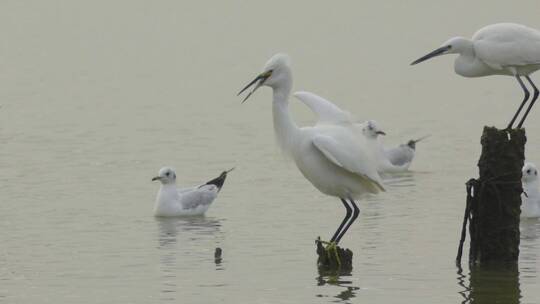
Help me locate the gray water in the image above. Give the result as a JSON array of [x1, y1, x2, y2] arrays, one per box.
[[1, 1, 540, 303]]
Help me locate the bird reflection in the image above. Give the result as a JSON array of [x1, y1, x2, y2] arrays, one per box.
[[381, 171, 417, 188], [520, 219, 540, 276], [155, 216, 223, 302]]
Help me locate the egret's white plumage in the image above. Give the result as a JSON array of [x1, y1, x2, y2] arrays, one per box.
[[152, 167, 231, 217], [293, 92, 423, 173], [412, 23, 540, 128], [293, 91, 353, 125], [521, 163, 540, 218], [239, 54, 384, 244]]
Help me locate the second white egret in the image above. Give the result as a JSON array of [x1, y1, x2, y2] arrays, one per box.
[[411, 23, 540, 129]]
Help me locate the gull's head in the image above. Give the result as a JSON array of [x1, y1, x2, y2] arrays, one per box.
[[152, 167, 177, 184], [238, 53, 292, 103], [411, 37, 468, 65], [362, 120, 386, 139], [522, 163, 538, 183]]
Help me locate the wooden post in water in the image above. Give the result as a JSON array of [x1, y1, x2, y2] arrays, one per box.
[[457, 127, 525, 265], [316, 238, 353, 273]]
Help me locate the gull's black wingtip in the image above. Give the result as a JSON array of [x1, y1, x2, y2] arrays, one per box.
[[204, 168, 234, 191]]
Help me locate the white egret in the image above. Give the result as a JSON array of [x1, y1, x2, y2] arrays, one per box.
[[521, 163, 540, 218], [411, 23, 540, 129], [238, 54, 384, 245], [152, 167, 233, 217]]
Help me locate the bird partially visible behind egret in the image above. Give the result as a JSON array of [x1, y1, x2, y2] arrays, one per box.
[[521, 162, 540, 218], [294, 92, 425, 173], [238, 54, 385, 247], [411, 23, 540, 129]]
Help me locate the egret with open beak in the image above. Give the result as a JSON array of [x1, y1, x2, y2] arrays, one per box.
[[237, 70, 273, 103]]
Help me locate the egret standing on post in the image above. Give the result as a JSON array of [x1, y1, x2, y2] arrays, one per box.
[[238, 54, 385, 246], [411, 23, 540, 129]]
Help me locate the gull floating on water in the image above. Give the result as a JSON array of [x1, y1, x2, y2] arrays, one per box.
[[152, 167, 233, 217], [411, 23, 540, 129], [239, 54, 384, 245], [521, 162, 540, 218], [384, 135, 430, 170]]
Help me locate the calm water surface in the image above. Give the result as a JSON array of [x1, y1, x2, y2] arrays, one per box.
[[1, 1, 540, 303]]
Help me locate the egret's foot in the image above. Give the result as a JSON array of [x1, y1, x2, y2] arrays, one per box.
[[315, 237, 353, 272], [324, 241, 341, 267]]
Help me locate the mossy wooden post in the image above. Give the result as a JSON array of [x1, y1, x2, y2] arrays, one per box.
[[315, 238, 353, 273], [464, 127, 525, 265]]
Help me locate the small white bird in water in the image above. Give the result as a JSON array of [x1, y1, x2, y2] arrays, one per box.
[[361, 121, 429, 173], [152, 167, 233, 217], [384, 135, 430, 170], [521, 163, 540, 218], [411, 23, 540, 129], [238, 54, 384, 245]]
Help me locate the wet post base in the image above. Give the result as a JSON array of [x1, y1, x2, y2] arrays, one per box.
[[315, 237, 353, 273], [457, 127, 525, 265]]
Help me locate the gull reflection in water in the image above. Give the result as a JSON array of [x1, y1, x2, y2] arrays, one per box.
[[155, 216, 224, 302], [520, 218, 540, 280]]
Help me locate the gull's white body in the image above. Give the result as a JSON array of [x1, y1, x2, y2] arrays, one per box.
[[521, 163, 540, 218], [154, 184, 219, 216], [254, 55, 384, 200], [153, 167, 227, 217], [385, 145, 415, 168], [294, 92, 409, 173]]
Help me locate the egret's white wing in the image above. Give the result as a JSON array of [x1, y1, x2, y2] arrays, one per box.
[[312, 135, 385, 192], [294, 91, 353, 124], [473, 23, 540, 68]]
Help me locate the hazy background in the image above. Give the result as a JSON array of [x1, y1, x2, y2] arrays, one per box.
[[1, 1, 540, 303]]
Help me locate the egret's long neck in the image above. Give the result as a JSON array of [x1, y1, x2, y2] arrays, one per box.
[[454, 39, 485, 77], [271, 74, 298, 153], [457, 39, 474, 56]]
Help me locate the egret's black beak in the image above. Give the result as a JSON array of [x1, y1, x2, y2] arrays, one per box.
[[376, 131, 386, 136], [152, 176, 161, 181], [411, 45, 451, 65], [238, 70, 272, 103]]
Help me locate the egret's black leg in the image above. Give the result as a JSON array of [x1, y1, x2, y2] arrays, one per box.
[[517, 76, 539, 128], [507, 75, 530, 129], [335, 200, 360, 244], [330, 199, 352, 243]]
